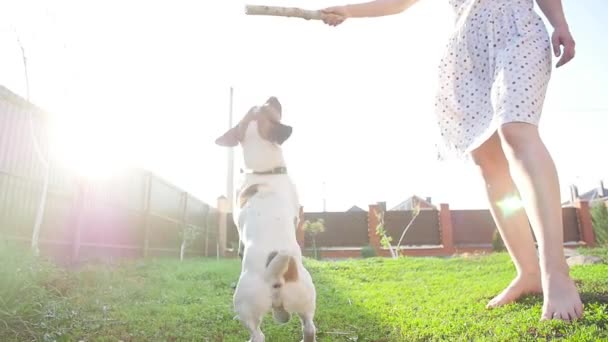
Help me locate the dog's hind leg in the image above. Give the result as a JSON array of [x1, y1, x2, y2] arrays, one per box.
[[243, 316, 264, 342], [234, 276, 270, 342], [298, 312, 316, 342], [235, 302, 267, 342]]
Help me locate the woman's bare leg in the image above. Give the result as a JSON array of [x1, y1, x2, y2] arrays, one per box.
[[471, 133, 542, 308], [498, 122, 583, 321]]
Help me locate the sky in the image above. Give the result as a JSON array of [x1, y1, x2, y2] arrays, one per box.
[[1, 0, 607, 211]]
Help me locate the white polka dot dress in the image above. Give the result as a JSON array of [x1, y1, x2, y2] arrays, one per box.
[[435, 0, 552, 159]]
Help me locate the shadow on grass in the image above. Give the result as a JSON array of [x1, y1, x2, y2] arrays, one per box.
[[479, 274, 608, 305], [476, 275, 608, 341], [228, 257, 393, 341], [576, 279, 608, 304], [580, 290, 608, 304], [302, 259, 395, 342]]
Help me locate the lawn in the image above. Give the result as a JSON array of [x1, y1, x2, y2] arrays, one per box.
[[1, 246, 607, 342]]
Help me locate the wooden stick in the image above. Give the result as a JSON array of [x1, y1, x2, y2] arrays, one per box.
[[245, 5, 322, 20]]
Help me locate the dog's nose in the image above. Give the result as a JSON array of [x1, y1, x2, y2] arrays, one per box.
[[266, 97, 281, 113]]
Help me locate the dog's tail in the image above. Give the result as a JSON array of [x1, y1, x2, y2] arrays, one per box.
[[264, 251, 298, 324]]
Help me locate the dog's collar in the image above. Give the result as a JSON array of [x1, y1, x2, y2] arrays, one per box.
[[240, 166, 287, 175]]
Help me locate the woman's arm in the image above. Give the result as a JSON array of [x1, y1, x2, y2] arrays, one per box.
[[320, 0, 419, 26], [341, 0, 420, 18], [535, 0, 575, 67], [535, 0, 568, 29]]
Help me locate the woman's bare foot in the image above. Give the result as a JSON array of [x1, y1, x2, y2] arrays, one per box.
[[487, 273, 542, 308], [540, 272, 583, 321]]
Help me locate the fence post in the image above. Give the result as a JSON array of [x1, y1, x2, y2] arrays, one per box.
[[203, 205, 210, 257], [368, 204, 382, 254], [142, 173, 152, 258], [71, 179, 88, 263], [179, 192, 189, 260], [439, 203, 455, 255], [296, 206, 305, 249], [217, 196, 229, 258], [575, 200, 596, 247]]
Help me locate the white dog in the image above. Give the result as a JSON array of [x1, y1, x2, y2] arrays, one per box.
[[215, 97, 317, 342]]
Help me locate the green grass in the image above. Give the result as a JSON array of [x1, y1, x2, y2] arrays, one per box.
[[1, 246, 607, 342]]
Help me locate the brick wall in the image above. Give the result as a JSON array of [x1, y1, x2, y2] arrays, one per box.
[[220, 201, 593, 259]]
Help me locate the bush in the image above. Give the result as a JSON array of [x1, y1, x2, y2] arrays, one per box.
[[303, 219, 325, 260], [361, 244, 376, 258], [492, 230, 506, 252], [591, 202, 608, 245]]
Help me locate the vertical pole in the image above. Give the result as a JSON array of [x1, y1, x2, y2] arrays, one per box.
[[31, 162, 51, 257], [217, 196, 228, 258], [322, 181, 326, 212], [179, 192, 189, 261], [227, 87, 235, 213], [142, 173, 152, 257], [204, 208, 210, 257], [71, 178, 87, 264]]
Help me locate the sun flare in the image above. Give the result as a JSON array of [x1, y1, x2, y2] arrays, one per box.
[[497, 195, 524, 218], [49, 114, 128, 180]]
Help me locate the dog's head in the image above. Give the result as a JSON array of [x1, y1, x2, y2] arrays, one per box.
[[215, 96, 292, 147], [215, 97, 292, 170]]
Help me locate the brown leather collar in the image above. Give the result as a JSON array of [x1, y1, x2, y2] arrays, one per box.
[[240, 166, 287, 175]]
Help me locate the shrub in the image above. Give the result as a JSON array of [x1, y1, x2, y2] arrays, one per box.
[[303, 219, 325, 260], [492, 230, 506, 252], [591, 202, 608, 245], [361, 244, 376, 258]]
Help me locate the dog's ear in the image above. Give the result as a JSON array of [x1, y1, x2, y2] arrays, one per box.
[[271, 123, 292, 145], [265, 96, 282, 117], [215, 126, 240, 147]]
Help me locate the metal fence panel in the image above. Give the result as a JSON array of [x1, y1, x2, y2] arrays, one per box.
[[303, 212, 369, 248], [451, 209, 496, 246], [0, 173, 40, 237], [87, 169, 146, 212], [149, 176, 183, 220], [562, 207, 581, 242], [0, 86, 48, 180], [384, 210, 441, 246], [1, 86, 217, 261]]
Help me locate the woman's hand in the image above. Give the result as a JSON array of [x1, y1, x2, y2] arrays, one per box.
[[320, 6, 349, 26], [551, 26, 575, 68]]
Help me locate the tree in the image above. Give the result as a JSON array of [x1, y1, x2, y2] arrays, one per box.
[[492, 229, 506, 252], [14, 30, 51, 257], [303, 219, 325, 260], [204, 208, 219, 257], [394, 200, 421, 253], [375, 200, 421, 259], [179, 224, 203, 261], [178, 197, 206, 261], [375, 210, 396, 258]]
